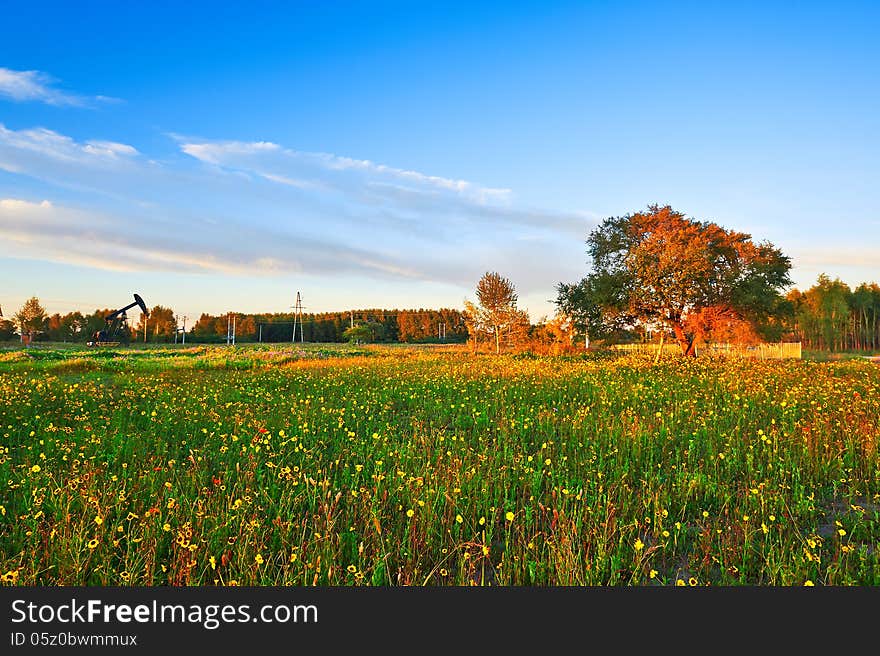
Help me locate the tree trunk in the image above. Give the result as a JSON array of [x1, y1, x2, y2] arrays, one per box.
[[653, 329, 665, 365], [494, 325, 501, 354], [871, 306, 877, 350], [672, 322, 696, 357], [871, 305, 878, 348]]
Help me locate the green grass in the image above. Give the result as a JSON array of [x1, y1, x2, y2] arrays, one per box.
[[1, 344, 878, 586], [802, 349, 880, 362]]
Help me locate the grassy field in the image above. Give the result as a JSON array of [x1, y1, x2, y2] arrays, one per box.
[[1, 343, 878, 586]]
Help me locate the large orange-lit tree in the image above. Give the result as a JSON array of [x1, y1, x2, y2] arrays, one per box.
[[556, 205, 792, 356]]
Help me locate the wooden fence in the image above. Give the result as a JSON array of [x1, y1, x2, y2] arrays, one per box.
[[611, 343, 681, 355], [611, 342, 802, 359]]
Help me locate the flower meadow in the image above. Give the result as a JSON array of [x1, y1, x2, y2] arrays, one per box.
[[1, 344, 878, 586]]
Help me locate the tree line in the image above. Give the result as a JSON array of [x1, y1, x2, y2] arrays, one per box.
[[1, 301, 469, 344], [1, 301, 119, 343], [189, 308, 468, 343], [1, 293, 577, 354], [786, 275, 880, 352], [5, 275, 878, 354]]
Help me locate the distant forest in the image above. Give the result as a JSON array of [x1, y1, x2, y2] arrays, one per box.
[[188, 308, 468, 344], [786, 276, 880, 351], [0, 305, 469, 345], [3, 274, 879, 352]]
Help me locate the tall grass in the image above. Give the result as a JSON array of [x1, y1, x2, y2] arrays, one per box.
[[1, 345, 878, 585]]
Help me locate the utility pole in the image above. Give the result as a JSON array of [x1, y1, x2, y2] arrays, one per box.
[[174, 315, 185, 344], [259, 324, 262, 343], [232, 315, 236, 346], [291, 291, 304, 343], [298, 294, 304, 343]]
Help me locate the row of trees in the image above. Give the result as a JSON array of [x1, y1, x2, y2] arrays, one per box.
[[1, 298, 118, 342], [2, 298, 181, 343], [190, 308, 468, 343], [787, 275, 880, 352], [2, 291, 577, 354], [1, 299, 469, 344]]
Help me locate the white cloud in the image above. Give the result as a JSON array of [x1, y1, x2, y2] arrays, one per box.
[[0, 67, 118, 107], [0, 198, 53, 212], [0, 124, 138, 168], [179, 139, 281, 164], [83, 140, 139, 158], [258, 172, 320, 190], [174, 136, 591, 237], [177, 137, 513, 206]]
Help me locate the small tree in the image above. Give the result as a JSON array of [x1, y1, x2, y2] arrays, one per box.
[[61, 311, 86, 341], [343, 323, 373, 344], [45, 313, 64, 341], [141, 305, 177, 342], [462, 299, 484, 354], [14, 297, 47, 339], [468, 272, 522, 354]]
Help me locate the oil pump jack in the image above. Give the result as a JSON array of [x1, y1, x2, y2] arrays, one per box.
[[88, 293, 148, 346]]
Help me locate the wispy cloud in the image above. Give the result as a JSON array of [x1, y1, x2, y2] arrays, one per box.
[[175, 136, 590, 235], [177, 136, 513, 206], [0, 197, 424, 279], [790, 246, 880, 270], [83, 140, 139, 158], [0, 124, 138, 167], [0, 67, 119, 107], [0, 125, 598, 309]]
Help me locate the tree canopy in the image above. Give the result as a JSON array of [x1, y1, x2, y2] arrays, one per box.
[[556, 205, 792, 355], [342, 323, 375, 344]]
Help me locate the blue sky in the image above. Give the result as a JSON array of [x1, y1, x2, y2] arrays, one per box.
[[1, 1, 877, 322]]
